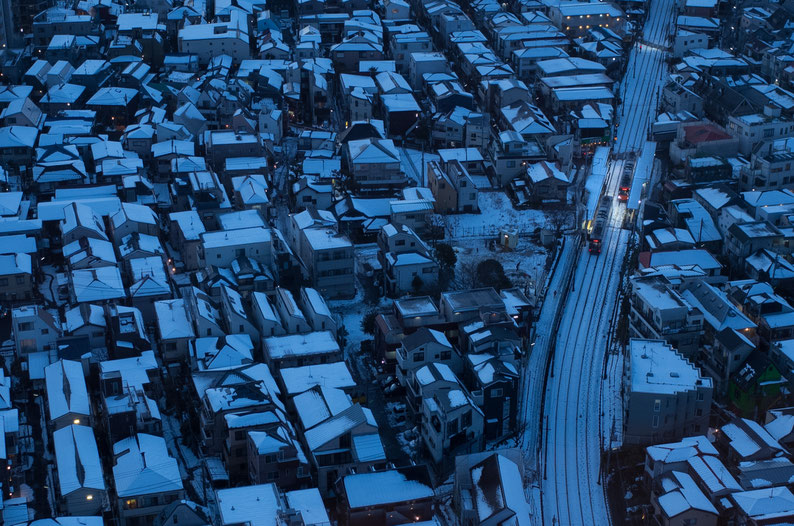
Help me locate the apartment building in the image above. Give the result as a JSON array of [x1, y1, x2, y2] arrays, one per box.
[[624, 339, 713, 446]]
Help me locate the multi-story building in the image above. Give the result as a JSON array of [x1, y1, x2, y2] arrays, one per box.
[[178, 12, 250, 65], [53, 425, 107, 516], [623, 339, 713, 446], [396, 327, 460, 386], [726, 109, 794, 157], [299, 227, 355, 299], [740, 136, 794, 191], [112, 434, 184, 526], [547, 2, 625, 38], [344, 138, 408, 192], [421, 382, 484, 470], [427, 159, 479, 213], [629, 277, 704, 357], [201, 227, 273, 269]]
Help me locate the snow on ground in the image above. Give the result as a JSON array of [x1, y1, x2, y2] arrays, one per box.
[[452, 237, 549, 296], [329, 278, 385, 347], [443, 192, 547, 238], [603, 352, 624, 450]]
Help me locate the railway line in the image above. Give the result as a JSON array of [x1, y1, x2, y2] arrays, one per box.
[[534, 0, 677, 523]]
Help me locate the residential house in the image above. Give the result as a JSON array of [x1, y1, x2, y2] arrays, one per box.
[[396, 327, 459, 386], [44, 360, 90, 431], [246, 424, 311, 489], [299, 226, 355, 299], [251, 292, 286, 338], [453, 449, 530, 526], [274, 287, 312, 334], [427, 160, 479, 213], [62, 303, 106, 352], [344, 138, 407, 192], [154, 299, 195, 363], [421, 381, 484, 470], [11, 305, 60, 362], [168, 210, 206, 271], [299, 287, 337, 334], [53, 425, 107, 516], [303, 403, 387, 496], [339, 467, 435, 525], [464, 354, 519, 440], [263, 331, 342, 369], [201, 227, 272, 269], [112, 434, 185, 526]]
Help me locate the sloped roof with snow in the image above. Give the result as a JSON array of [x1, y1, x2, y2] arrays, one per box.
[[112, 433, 182, 497], [343, 469, 433, 509], [45, 360, 90, 421], [53, 425, 105, 495]]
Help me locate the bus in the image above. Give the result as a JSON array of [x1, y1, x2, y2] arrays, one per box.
[[618, 159, 634, 202], [588, 195, 612, 255]]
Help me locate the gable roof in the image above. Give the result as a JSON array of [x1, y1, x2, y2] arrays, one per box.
[[112, 433, 182, 497]]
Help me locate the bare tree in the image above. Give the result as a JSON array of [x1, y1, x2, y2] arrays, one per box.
[[427, 214, 446, 246], [457, 260, 478, 289], [547, 209, 572, 235]]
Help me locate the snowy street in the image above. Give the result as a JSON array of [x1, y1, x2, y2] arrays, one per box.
[[524, 1, 678, 524]]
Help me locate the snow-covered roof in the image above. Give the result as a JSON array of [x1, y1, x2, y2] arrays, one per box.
[[385, 251, 433, 267], [280, 362, 355, 396], [62, 303, 105, 333], [303, 227, 352, 251], [99, 351, 157, 391], [629, 339, 711, 395], [202, 226, 271, 248], [0, 253, 32, 276], [470, 453, 530, 526], [193, 334, 254, 371], [112, 434, 182, 497], [169, 210, 206, 241], [731, 486, 794, 521], [86, 87, 137, 107], [63, 237, 117, 266], [252, 291, 281, 325], [646, 436, 718, 463], [71, 267, 126, 303], [765, 408, 794, 442], [722, 418, 783, 460], [217, 483, 283, 526], [218, 209, 267, 231], [294, 385, 353, 431], [658, 471, 717, 518], [347, 138, 400, 163], [45, 360, 90, 422], [681, 281, 755, 332], [640, 249, 721, 272], [686, 455, 741, 495], [53, 425, 105, 496], [414, 362, 458, 387], [304, 403, 376, 451], [527, 161, 569, 184], [154, 299, 194, 340], [301, 286, 332, 319], [343, 469, 433, 509], [0, 126, 38, 148], [285, 488, 330, 526]]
